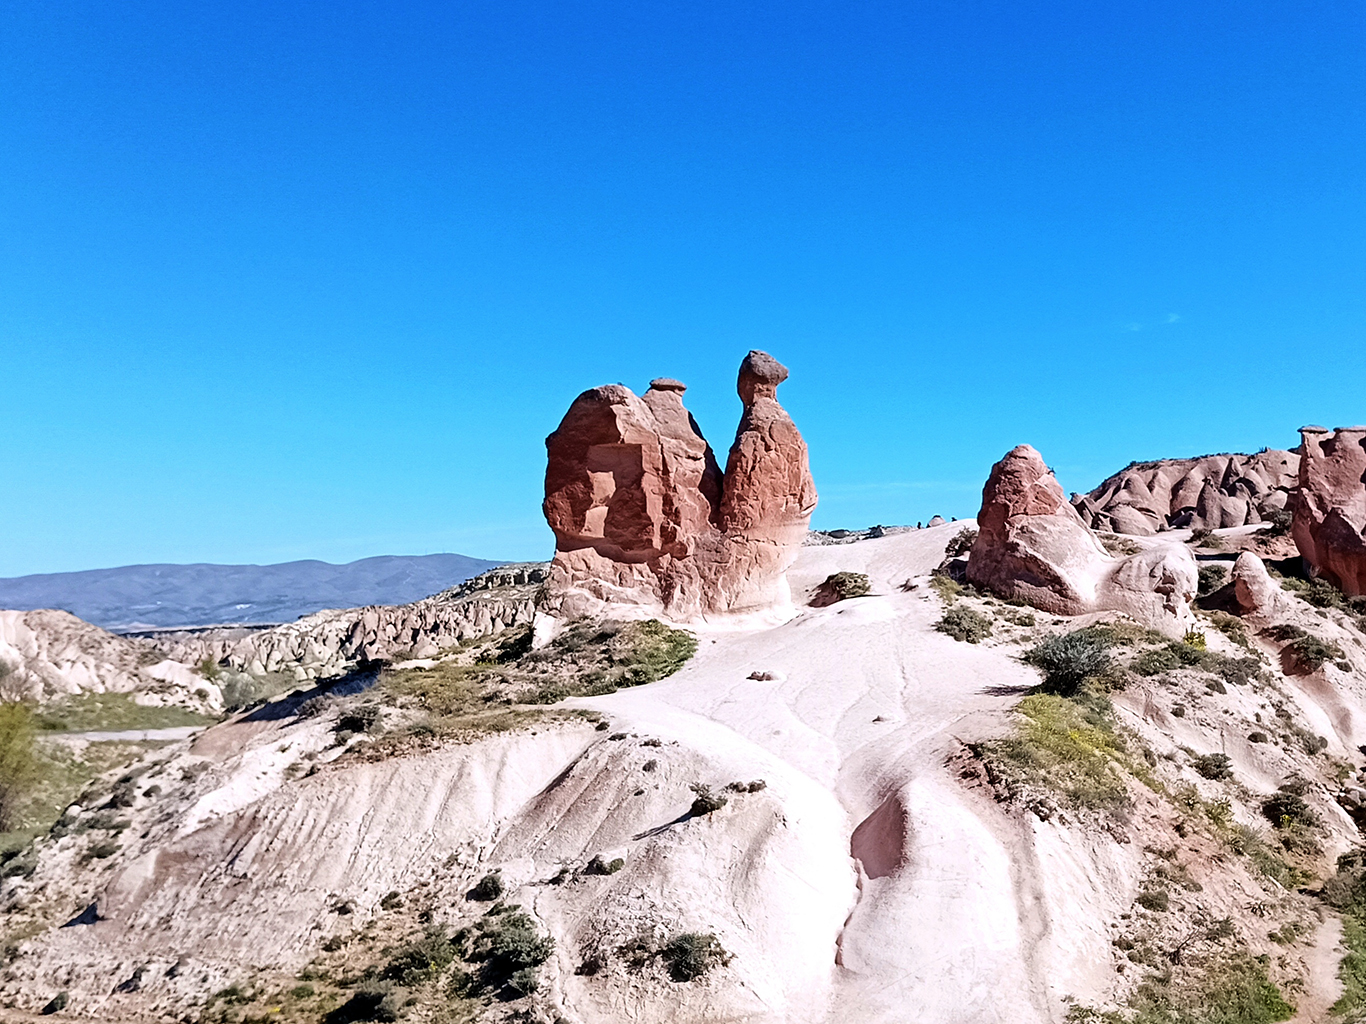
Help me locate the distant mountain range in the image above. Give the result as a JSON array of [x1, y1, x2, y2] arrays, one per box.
[[0, 554, 505, 631]]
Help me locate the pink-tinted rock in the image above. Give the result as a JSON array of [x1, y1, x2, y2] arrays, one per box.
[[968, 445, 1197, 634], [1231, 551, 1289, 622], [1293, 426, 1366, 596], [1074, 450, 1299, 533], [542, 352, 816, 621]]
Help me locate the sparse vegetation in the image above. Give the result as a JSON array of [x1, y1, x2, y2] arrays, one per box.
[[935, 606, 993, 644], [1023, 629, 1114, 696], [464, 907, 554, 996], [975, 692, 1134, 813], [1321, 851, 1366, 1017], [1264, 624, 1347, 673], [928, 573, 965, 604], [1198, 564, 1230, 595], [812, 571, 872, 606], [0, 703, 37, 831], [32, 693, 214, 733], [661, 932, 732, 981], [468, 871, 504, 902], [585, 854, 624, 875], [944, 528, 978, 557], [689, 783, 728, 816]]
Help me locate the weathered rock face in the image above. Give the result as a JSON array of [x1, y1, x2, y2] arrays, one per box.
[[1293, 426, 1366, 596], [0, 609, 220, 712], [1073, 450, 1299, 534], [1230, 551, 1291, 622], [968, 445, 1197, 634], [542, 352, 817, 621]]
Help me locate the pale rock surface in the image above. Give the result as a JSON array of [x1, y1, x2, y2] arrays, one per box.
[[1293, 425, 1366, 596], [542, 351, 816, 623], [158, 564, 546, 679], [968, 445, 1198, 635], [0, 609, 220, 712], [3, 527, 1362, 1024], [1231, 551, 1293, 623], [1074, 449, 1299, 533]]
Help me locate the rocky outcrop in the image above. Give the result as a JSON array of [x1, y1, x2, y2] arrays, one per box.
[[158, 564, 548, 680], [1229, 551, 1291, 623], [1073, 450, 1299, 534], [541, 352, 817, 621], [968, 445, 1198, 634], [0, 609, 220, 711], [1293, 426, 1366, 596]]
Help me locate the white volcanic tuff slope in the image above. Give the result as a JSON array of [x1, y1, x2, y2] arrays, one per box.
[[569, 524, 1121, 1023]]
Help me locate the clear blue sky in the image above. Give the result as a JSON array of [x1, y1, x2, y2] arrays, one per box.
[[2, 1, 1363, 576]]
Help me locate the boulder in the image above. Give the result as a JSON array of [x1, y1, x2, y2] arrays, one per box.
[[1230, 551, 1290, 622], [968, 445, 1197, 634], [1293, 426, 1366, 596], [541, 352, 816, 621]]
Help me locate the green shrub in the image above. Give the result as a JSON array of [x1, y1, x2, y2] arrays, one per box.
[[1198, 565, 1229, 595], [1123, 952, 1294, 1023], [1263, 508, 1293, 537], [935, 607, 993, 644], [1137, 889, 1170, 912], [661, 932, 732, 981], [585, 854, 624, 875], [1193, 753, 1234, 780], [0, 702, 37, 831], [382, 928, 456, 986], [944, 528, 978, 557], [469, 871, 504, 902], [1262, 792, 1320, 830], [689, 783, 727, 817], [336, 705, 381, 734], [1023, 629, 1114, 696], [1265, 625, 1346, 672], [812, 572, 872, 606], [467, 909, 553, 995]]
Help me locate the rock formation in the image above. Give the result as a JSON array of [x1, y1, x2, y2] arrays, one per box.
[[1073, 450, 1299, 535], [1229, 551, 1291, 623], [968, 445, 1198, 634], [1292, 426, 1366, 596], [541, 352, 817, 621], [0, 608, 219, 711], [158, 564, 547, 679]]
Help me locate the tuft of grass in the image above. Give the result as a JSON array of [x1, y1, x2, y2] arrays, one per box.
[[928, 574, 965, 605], [1263, 625, 1347, 673], [468, 872, 504, 902], [935, 606, 993, 644], [1125, 951, 1294, 1023], [1198, 564, 1230, 595], [661, 932, 732, 982], [32, 693, 215, 733], [689, 783, 727, 816], [1193, 753, 1234, 781], [976, 692, 1134, 813]]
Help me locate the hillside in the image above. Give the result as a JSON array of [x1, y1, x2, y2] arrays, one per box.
[[0, 555, 503, 631]]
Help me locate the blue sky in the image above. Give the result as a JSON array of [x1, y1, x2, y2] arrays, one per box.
[[2, 0, 1363, 576]]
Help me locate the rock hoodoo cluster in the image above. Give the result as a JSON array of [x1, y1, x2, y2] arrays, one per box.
[[1293, 426, 1366, 596], [1072, 450, 1299, 535], [541, 351, 817, 621], [967, 445, 1198, 634]]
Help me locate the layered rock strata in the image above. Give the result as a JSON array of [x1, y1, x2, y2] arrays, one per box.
[[541, 351, 817, 621], [1073, 450, 1299, 535], [1293, 426, 1366, 596], [968, 445, 1198, 635]]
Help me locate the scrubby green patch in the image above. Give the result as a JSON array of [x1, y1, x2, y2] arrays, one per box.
[[1322, 851, 1366, 1017], [33, 693, 216, 733], [1069, 952, 1294, 1024], [1263, 625, 1349, 673], [975, 692, 1138, 813], [661, 932, 732, 981], [367, 619, 695, 748], [944, 528, 978, 557], [0, 703, 37, 831], [1023, 628, 1116, 696], [1199, 564, 1231, 596], [812, 571, 872, 606], [935, 606, 994, 643], [929, 573, 965, 605]]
